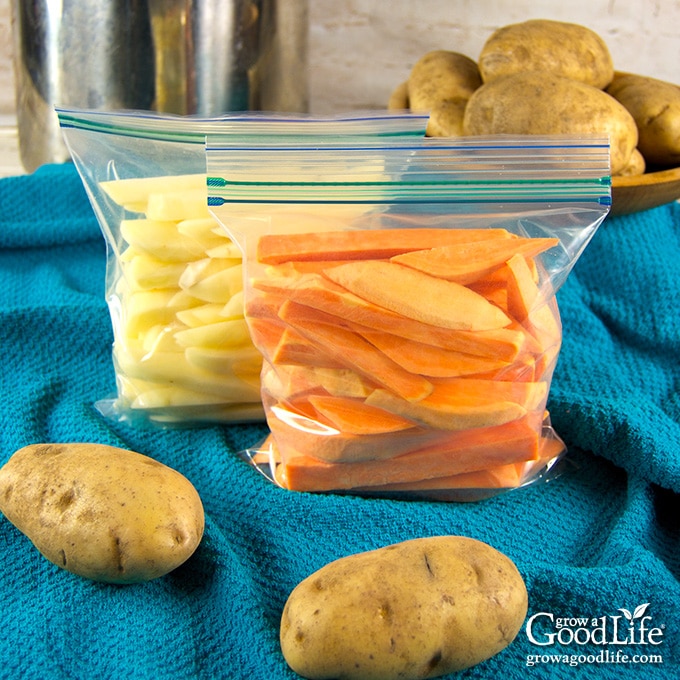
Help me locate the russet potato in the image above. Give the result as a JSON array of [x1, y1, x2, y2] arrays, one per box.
[[478, 19, 614, 89], [408, 50, 482, 113], [463, 72, 639, 175], [280, 535, 528, 680], [607, 73, 680, 168], [0, 443, 204, 583]]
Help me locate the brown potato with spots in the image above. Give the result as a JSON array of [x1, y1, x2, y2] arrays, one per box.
[[426, 97, 469, 137], [387, 80, 410, 110], [478, 19, 614, 89], [280, 536, 528, 680], [0, 443, 204, 583], [463, 72, 639, 175], [408, 50, 482, 113], [618, 148, 646, 177], [606, 73, 680, 167]]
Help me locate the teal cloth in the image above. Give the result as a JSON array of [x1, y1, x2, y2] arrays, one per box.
[[0, 164, 677, 680]]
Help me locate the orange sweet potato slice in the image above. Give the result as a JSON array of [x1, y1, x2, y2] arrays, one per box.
[[272, 327, 347, 368], [267, 410, 435, 463], [354, 462, 523, 492], [260, 274, 527, 360], [365, 387, 526, 431], [279, 300, 433, 402], [307, 394, 417, 434], [365, 378, 547, 431], [263, 364, 376, 401], [275, 416, 540, 491], [323, 260, 511, 332], [358, 330, 512, 378], [505, 253, 544, 322], [256, 227, 514, 264], [391, 237, 559, 285]]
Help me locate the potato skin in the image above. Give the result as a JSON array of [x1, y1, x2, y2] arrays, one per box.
[[387, 81, 410, 111], [0, 443, 204, 583], [606, 73, 680, 167], [280, 536, 528, 680], [426, 97, 468, 137], [618, 148, 646, 177], [478, 19, 614, 89], [408, 50, 482, 113], [463, 72, 638, 175]]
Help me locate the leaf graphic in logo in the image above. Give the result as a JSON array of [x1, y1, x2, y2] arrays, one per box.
[[618, 608, 633, 621], [632, 603, 650, 619]]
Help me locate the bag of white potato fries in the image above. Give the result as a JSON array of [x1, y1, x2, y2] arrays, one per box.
[[58, 108, 429, 427], [206, 131, 611, 500]]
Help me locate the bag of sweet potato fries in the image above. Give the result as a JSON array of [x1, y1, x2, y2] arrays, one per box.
[[207, 131, 611, 501]]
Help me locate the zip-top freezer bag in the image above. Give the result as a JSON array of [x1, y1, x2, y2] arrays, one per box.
[[57, 108, 428, 427], [207, 133, 611, 501]]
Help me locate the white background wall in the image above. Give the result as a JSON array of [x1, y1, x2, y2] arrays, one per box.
[[0, 0, 678, 116]]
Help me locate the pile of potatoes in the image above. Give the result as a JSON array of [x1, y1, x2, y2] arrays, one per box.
[[389, 19, 680, 176]]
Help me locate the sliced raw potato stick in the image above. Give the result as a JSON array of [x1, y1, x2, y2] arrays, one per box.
[[146, 189, 211, 221], [176, 303, 228, 328], [184, 346, 262, 382], [391, 237, 559, 284], [323, 260, 511, 331], [179, 257, 242, 290], [221, 290, 246, 319], [257, 227, 515, 264], [116, 343, 261, 402], [121, 289, 198, 337], [176, 217, 232, 250], [179, 261, 243, 303], [120, 219, 207, 261], [123, 252, 187, 291], [100, 173, 207, 209], [173, 318, 253, 349]]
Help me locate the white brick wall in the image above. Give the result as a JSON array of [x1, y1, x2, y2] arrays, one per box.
[[1, 0, 678, 116]]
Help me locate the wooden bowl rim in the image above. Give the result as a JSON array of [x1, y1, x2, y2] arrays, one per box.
[[612, 165, 680, 188]]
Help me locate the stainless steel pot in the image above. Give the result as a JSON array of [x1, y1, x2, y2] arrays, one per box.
[[11, 0, 309, 172]]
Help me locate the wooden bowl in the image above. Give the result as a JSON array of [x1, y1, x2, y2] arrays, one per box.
[[611, 165, 680, 216]]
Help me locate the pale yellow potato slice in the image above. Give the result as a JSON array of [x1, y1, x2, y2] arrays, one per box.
[[173, 318, 252, 349], [116, 344, 261, 401], [124, 253, 187, 291], [184, 345, 262, 379], [175, 303, 226, 328], [178, 257, 242, 289], [176, 217, 232, 250], [147, 189, 211, 221], [179, 263, 243, 303], [220, 290, 246, 319], [205, 241, 244, 259], [101, 173, 207, 208], [120, 219, 207, 261], [121, 290, 199, 338]]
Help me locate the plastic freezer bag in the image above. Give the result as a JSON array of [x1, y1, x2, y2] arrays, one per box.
[[57, 108, 428, 427], [207, 133, 611, 500]]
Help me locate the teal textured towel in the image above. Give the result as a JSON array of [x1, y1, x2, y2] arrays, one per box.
[[0, 164, 677, 679]]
